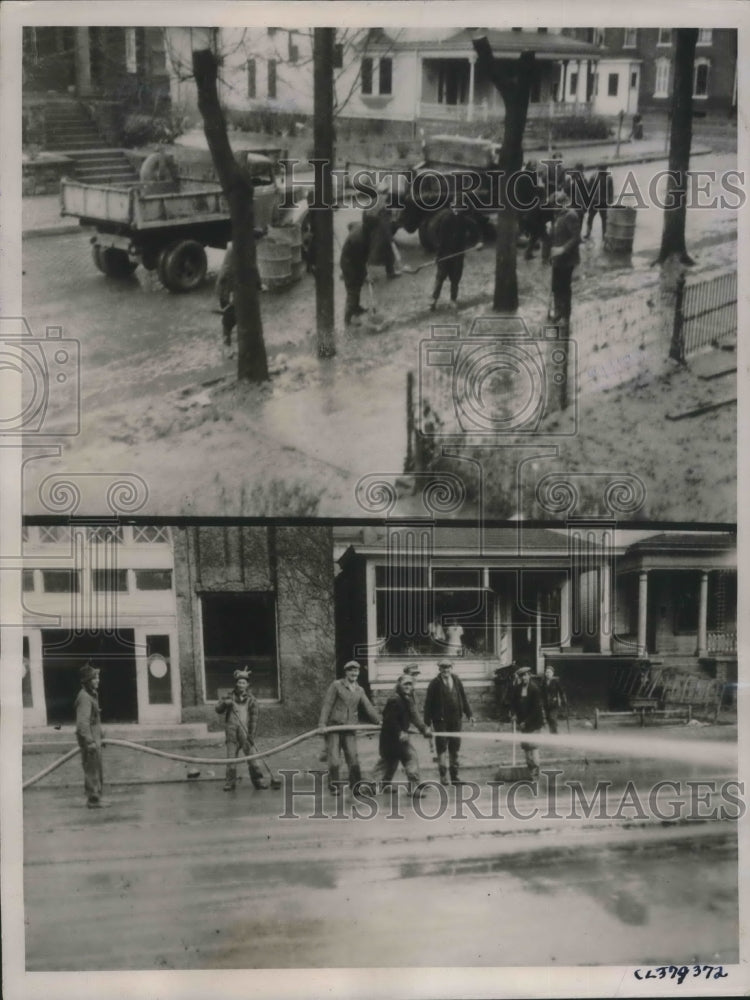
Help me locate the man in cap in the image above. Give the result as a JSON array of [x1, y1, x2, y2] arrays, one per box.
[[423, 659, 473, 785], [379, 674, 432, 800], [541, 664, 568, 734], [548, 190, 582, 325], [215, 668, 269, 792], [319, 661, 381, 793], [509, 665, 545, 780], [75, 663, 104, 808]]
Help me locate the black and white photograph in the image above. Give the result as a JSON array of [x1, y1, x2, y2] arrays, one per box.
[[16, 521, 741, 972], [12, 9, 740, 520], [0, 2, 747, 999]]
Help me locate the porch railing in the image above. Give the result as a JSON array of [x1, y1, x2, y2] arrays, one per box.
[[706, 630, 737, 654], [416, 99, 593, 124]]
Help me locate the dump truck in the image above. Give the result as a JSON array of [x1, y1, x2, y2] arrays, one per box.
[[60, 148, 311, 292]]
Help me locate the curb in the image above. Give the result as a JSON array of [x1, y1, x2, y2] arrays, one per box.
[[22, 224, 83, 239]]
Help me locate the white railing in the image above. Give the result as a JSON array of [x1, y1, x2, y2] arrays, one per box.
[[706, 630, 737, 654]]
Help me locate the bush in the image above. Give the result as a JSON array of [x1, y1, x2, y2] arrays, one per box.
[[226, 106, 308, 138], [121, 112, 186, 148], [549, 115, 612, 141]]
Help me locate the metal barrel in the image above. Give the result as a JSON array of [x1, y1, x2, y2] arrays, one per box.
[[257, 236, 292, 287], [604, 205, 637, 254]]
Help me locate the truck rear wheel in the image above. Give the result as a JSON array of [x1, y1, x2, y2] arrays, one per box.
[[159, 240, 208, 292]]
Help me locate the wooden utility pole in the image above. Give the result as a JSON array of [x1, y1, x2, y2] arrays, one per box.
[[193, 48, 268, 382], [313, 28, 336, 358], [654, 28, 698, 267]]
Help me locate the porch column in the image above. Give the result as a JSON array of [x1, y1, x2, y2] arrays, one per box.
[[467, 54, 476, 122], [637, 571, 648, 657], [74, 26, 92, 97], [599, 559, 612, 654], [697, 570, 709, 657], [559, 60, 569, 103], [560, 577, 571, 648], [535, 592, 543, 673]]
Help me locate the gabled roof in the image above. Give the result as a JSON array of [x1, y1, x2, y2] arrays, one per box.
[[365, 27, 603, 61], [340, 525, 574, 561], [624, 532, 736, 554]]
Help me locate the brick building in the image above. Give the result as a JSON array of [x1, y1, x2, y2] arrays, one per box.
[[21, 524, 336, 734]]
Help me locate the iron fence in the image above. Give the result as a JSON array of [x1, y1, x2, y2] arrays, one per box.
[[671, 270, 737, 362]]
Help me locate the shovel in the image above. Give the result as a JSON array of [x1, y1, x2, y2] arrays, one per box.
[[230, 705, 283, 790], [250, 737, 283, 790], [409, 242, 485, 275], [493, 719, 530, 782]]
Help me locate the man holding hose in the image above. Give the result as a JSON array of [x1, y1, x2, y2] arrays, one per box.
[[216, 669, 269, 792], [318, 660, 381, 794]]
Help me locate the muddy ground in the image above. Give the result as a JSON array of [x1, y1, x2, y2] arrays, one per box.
[[22, 155, 737, 519]]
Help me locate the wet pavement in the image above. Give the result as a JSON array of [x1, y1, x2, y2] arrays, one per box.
[[23, 775, 739, 970]]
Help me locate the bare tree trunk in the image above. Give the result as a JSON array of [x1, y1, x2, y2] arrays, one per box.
[[313, 28, 336, 358], [654, 28, 698, 267], [473, 38, 534, 313], [193, 48, 269, 382]]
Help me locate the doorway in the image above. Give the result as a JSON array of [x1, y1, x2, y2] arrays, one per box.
[[42, 629, 138, 724]]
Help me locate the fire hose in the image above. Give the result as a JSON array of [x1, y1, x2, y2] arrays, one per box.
[[22, 725, 736, 790]]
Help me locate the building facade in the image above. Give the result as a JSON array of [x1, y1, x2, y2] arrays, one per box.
[[21, 524, 336, 733], [336, 526, 737, 713], [597, 27, 737, 116], [165, 26, 603, 131]]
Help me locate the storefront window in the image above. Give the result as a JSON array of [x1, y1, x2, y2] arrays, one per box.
[[374, 565, 495, 657]]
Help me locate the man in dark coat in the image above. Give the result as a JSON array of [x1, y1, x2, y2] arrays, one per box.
[[340, 216, 375, 325], [380, 675, 432, 799], [319, 660, 380, 793], [516, 161, 550, 262], [75, 663, 104, 808], [549, 191, 581, 325], [430, 201, 476, 312], [508, 665, 545, 779], [582, 167, 614, 241], [540, 664, 568, 734], [215, 668, 269, 791], [423, 659, 473, 784]]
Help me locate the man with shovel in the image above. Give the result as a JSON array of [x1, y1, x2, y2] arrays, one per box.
[[215, 668, 269, 792], [429, 199, 477, 313], [508, 665, 545, 780]]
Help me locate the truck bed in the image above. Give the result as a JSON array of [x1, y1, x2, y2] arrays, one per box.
[[60, 177, 229, 230]]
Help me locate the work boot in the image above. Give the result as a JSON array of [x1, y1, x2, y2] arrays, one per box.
[[252, 778, 269, 790], [450, 767, 461, 786], [438, 767, 449, 786], [449, 300, 458, 312], [223, 781, 236, 791]]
